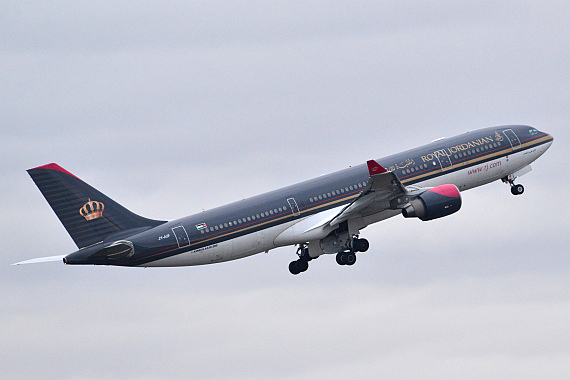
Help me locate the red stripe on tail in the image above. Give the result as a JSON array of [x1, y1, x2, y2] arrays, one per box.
[[28, 163, 82, 181]]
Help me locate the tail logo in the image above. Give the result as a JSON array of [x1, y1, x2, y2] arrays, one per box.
[[80, 199, 105, 221]]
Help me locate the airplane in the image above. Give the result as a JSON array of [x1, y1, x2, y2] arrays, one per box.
[[15, 125, 553, 275]]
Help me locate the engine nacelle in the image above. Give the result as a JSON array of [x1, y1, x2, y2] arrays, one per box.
[[402, 184, 461, 221]]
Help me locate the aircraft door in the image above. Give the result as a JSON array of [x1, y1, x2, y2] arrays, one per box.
[[287, 198, 300, 216], [434, 149, 453, 171], [502, 129, 521, 150], [171, 226, 190, 248]]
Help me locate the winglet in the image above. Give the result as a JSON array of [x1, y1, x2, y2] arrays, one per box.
[[367, 160, 387, 175]]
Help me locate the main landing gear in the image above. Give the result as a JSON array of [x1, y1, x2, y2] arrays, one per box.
[[502, 175, 524, 196], [335, 238, 369, 266], [288, 244, 314, 275], [289, 237, 370, 275]]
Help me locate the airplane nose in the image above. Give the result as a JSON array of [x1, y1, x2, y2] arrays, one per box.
[[544, 132, 554, 148]]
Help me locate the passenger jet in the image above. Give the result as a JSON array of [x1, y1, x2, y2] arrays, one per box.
[[16, 125, 553, 274]]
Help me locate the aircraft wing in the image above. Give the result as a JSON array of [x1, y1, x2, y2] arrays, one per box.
[[327, 160, 408, 227]]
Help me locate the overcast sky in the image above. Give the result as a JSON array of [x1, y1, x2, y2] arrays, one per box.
[[2, 1, 569, 379]]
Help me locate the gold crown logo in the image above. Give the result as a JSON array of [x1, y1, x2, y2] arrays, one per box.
[[494, 132, 504, 142], [80, 199, 104, 221]]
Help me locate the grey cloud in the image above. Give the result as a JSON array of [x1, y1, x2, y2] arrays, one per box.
[[2, 1, 569, 379]]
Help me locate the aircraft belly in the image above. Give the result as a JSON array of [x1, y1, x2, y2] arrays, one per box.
[[141, 241, 232, 267], [231, 224, 286, 259], [142, 224, 287, 267]]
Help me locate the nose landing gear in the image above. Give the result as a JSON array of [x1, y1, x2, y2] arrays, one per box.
[[502, 175, 524, 196]]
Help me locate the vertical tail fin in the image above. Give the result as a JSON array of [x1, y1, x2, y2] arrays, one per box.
[[28, 163, 166, 248]]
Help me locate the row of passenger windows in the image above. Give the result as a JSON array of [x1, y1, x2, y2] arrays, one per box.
[[399, 141, 504, 175], [309, 182, 367, 203], [400, 163, 430, 175], [452, 141, 503, 160], [200, 206, 289, 234]]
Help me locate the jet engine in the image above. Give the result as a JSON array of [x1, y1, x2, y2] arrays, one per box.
[[402, 184, 461, 221]]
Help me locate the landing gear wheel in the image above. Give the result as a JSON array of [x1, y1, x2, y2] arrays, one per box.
[[289, 258, 309, 275], [353, 238, 369, 252], [297, 258, 309, 272], [289, 261, 300, 275], [511, 184, 524, 195], [336, 252, 356, 266]]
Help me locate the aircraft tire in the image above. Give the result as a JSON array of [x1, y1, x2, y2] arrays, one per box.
[[289, 261, 301, 275], [297, 258, 309, 272], [346, 253, 356, 265], [511, 184, 524, 195], [354, 238, 369, 252], [336, 253, 346, 265]]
